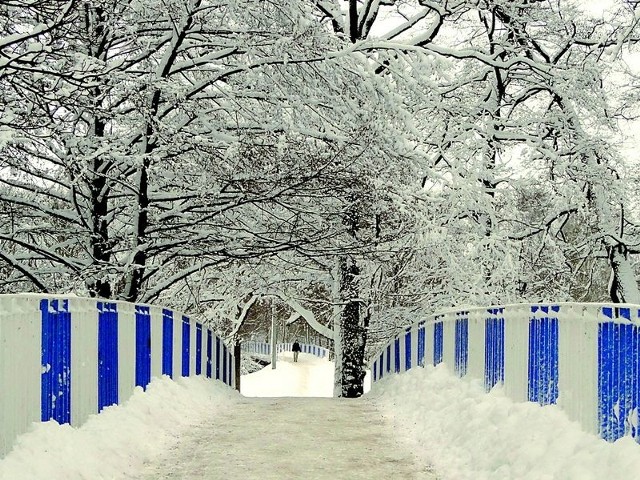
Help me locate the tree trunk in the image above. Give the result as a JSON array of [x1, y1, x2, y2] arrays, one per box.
[[234, 341, 241, 392], [336, 254, 366, 398], [88, 151, 113, 299], [85, 5, 113, 299], [122, 153, 150, 302], [608, 245, 640, 304]]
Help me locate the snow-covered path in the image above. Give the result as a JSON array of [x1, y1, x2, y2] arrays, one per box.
[[138, 353, 435, 479], [139, 395, 436, 479]]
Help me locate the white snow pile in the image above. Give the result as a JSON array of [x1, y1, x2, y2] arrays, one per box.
[[0, 376, 238, 480], [369, 363, 640, 480]]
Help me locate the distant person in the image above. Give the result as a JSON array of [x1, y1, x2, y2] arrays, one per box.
[[292, 340, 301, 362]]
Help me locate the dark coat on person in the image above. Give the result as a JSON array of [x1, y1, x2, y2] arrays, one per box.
[[292, 341, 301, 352]]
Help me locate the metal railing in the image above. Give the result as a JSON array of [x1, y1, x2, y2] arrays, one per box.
[[369, 303, 640, 443], [0, 294, 235, 457]]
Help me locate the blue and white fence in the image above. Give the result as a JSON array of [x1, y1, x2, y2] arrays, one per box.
[[0, 294, 235, 457], [241, 341, 328, 359], [370, 303, 640, 444]]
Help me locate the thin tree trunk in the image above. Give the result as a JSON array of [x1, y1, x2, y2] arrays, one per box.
[[122, 150, 150, 302], [85, 5, 112, 299], [608, 245, 640, 304]]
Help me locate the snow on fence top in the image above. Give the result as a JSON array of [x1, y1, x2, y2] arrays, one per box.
[[0, 294, 235, 458], [369, 302, 640, 444]]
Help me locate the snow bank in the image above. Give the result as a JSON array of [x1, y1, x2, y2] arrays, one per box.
[[370, 364, 640, 480], [0, 377, 238, 480]]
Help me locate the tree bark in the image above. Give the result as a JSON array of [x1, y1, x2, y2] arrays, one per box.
[[608, 245, 640, 304], [85, 5, 113, 299], [336, 254, 366, 398]]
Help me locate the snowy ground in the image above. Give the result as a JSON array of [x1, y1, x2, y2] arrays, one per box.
[[1, 352, 640, 479], [372, 364, 640, 480], [241, 351, 335, 397]]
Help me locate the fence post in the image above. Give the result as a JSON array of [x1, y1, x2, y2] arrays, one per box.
[[234, 341, 241, 392], [270, 301, 277, 369]]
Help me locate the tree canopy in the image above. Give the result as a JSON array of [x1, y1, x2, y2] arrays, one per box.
[[2, 0, 640, 396]]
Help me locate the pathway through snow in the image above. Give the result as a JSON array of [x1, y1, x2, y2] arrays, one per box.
[[138, 353, 437, 479], [138, 396, 435, 479]]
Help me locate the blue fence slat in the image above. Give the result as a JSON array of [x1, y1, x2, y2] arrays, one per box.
[[195, 323, 202, 376], [162, 309, 173, 378], [418, 321, 425, 367], [485, 310, 505, 391], [222, 343, 228, 384], [633, 311, 640, 442], [206, 329, 212, 378], [434, 321, 443, 366], [455, 316, 469, 377], [528, 309, 538, 400], [386, 344, 391, 373], [379, 352, 384, 379], [40, 299, 71, 424], [527, 306, 559, 405], [405, 329, 412, 371], [394, 337, 400, 373], [182, 316, 190, 377], [216, 336, 221, 380], [135, 305, 151, 389], [598, 320, 611, 440], [98, 302, 119, 412], [598, 307, 640, 442]]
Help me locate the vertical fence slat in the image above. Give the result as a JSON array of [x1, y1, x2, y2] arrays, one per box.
[[206, 330, 212, 378], [434, 320, 443, 366], [182, 316, 190, 377], [455, 314, 469, 377], [135, 305, 151, 389], [162, 309, 173, 378], [40, 299, 71, 424], [195, 323, 202, 376], [484, 309, 505, 391], [528, 306, 559, 405], [417, 321, 425, 367], [405, 328, 412, 371], [98, 302, 118, 412], [222, 343, 228, 385], [394, 337, 400, 374]]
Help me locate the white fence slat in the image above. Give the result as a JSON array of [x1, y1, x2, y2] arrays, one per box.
[[70, 298, 98, 427], [0, 297, 41, 457], [150, 306, 163, 379], [443, 315, 455, 369], [189, 317, 197, 377], [504, 305, 529, 403], [118, 302, 136, 404]]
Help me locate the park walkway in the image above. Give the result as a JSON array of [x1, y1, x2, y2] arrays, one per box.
[[138, 354, 437, 479], [139, 396, 436, 479]]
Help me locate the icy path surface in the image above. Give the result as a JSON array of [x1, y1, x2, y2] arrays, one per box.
[[139, 353, 436, 479], [139, 396, 435, 479]]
